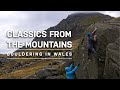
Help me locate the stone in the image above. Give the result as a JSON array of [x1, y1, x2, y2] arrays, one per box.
[[104, 37, 120, 79], [35, 68, 58, 79]]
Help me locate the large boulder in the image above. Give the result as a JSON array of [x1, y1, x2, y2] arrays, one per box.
[[73, 46, 98, 79], [73, 21, 120, 79], [104, 37, 120, 79]]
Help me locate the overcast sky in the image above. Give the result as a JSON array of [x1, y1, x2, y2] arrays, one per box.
[[0, 11, 120, 54]]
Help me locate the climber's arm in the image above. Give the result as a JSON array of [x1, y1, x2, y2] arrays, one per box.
[[69, 64, 73, 70], [92, 27, 97, 35], [67, 66, 78, 74]]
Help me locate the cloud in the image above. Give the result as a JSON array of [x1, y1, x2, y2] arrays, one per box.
[[99, 11, 120, 17]]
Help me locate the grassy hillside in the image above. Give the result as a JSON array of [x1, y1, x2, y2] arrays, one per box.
[[0, 60, 55, 79]]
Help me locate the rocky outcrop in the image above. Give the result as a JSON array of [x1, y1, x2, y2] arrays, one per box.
[[73, 44, 99, 79], [23, 60, 72, 79], [35, 67, 59, 79], [73, 21, 120, 79], [104, 37, 120, 79]]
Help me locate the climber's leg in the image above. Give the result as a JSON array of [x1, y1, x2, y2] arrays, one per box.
[[91, 48, 97, 54], [91, 48, 99, 61], [88, 49, 92, 59]]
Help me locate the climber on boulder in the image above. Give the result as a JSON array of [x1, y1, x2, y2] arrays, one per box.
[[87, 27, 98, 59], [65, 63, 80, 79]]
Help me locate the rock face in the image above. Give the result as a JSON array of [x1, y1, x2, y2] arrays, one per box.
[[73, 18, 120, 79], [104, 37, 120, 79], [73, 19, 120, 79], [73, 43, 99, 79]]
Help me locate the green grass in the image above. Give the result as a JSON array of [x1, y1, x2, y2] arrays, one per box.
[[0, 54, 7, 58], [0, 60, 55, 79]]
